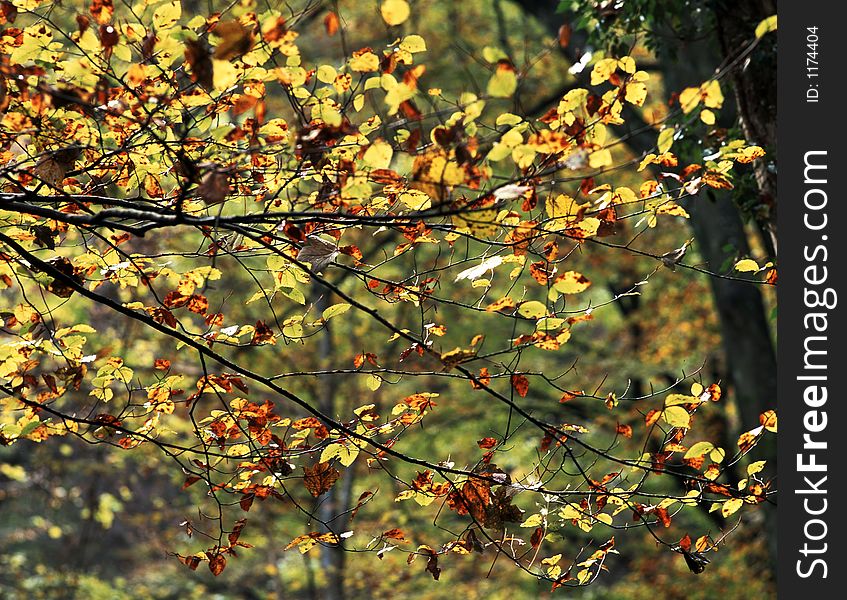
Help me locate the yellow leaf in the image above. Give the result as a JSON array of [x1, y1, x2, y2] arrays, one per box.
[[322, 303, 351, 320], [363, 139, 394, 169], [520, 513, 543, 527], [400, 35, 427, 53], [710, 447, 725, 463], [702, 80, 724, 109], [657, 128, 674, 153], [595, 513, 613, 526], [747, 460, 766, 476], [679, 87, 701, 114], [349, 51, 380, 72], [381, 0, 410, 26], [721, 498, 743, 518], [589, 149, 612, 168], [153, 1, 181, 30], [700, 109, 716, 125], [755, 15, 778, 38], [518, 300, 547, 319], [399, 189, 431, 211], [618, 56, 636, 74], [553, 271, 591, 294], [624, 81, 647, 106], [662, 406, 690, 428], [590, 58, 618, 85], [487, 64, 518, 98], [317, 65, 337, 84], [213, 59, 240, 90], [684, 441, 714, 459], [734, 259, 759, 272], [366, 374, 382, 391]]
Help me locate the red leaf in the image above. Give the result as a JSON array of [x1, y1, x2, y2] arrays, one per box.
[[530, 526, 544, 548], [477, 437, 497, 449], [182, 475, 202, 489], [558, 24, 572, 48], [679, 534, 692, 552]]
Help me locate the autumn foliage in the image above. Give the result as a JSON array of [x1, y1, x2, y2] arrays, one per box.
[[0, 0, 776, 593]]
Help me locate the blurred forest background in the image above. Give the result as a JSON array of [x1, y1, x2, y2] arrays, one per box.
[[0, 0, 776, 598]]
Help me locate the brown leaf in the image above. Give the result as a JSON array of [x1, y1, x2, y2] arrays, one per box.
[[99, 24, 119, 49], [297, 236, 339, 273], [45, 257, 82, 298], [197, 168, 231, 205], [477, 437, 497, 450], [447, 478, 491, 523], [185, 39, 213, 90], [251, 320, 276, 345], [350, 490, 373, 520], [178, 554, 201, 571], [240, 493, 255, 512], [187, 294, 208, 315], [304, 462, 340, 497], [706, 383, 722, 402], [418, 548, 441, 580], [471, 367, 491, 390], [644, 409, 661, 427], [212, 20, 255, 61], [208, 552, 226, 576]]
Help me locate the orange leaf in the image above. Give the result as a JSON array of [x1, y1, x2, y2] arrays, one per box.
[[615, 424, 633, 439], [324, 11, 339, 36], [511, 374, 529, 398]]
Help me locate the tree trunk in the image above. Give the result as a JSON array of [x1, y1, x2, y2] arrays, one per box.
[[314, 287, 347, 600]]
